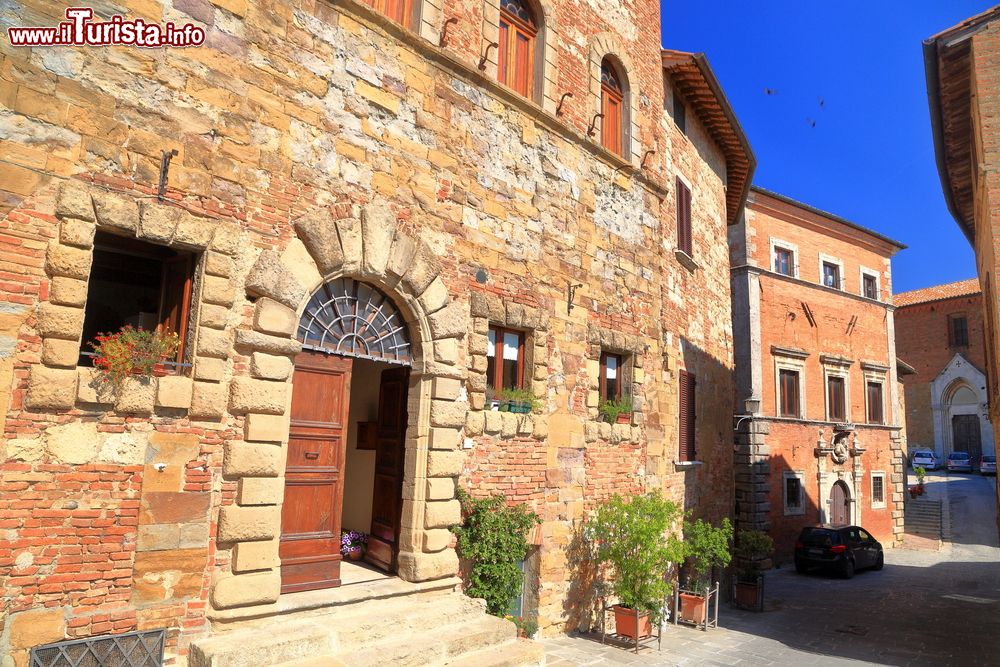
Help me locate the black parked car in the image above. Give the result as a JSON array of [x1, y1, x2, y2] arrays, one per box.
[[794, 525, 883, 579]]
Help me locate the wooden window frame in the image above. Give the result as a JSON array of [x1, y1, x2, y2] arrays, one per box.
[[361, 0, 413, 27], [870, 472, 886, 508], [783, 471, 804, 515], [678, 369, 697, 462], [866, 380, 884, 425], [822, 261, 841, 290], [779, 369, 800, 418], [599, 351, 624, 402], [827, 375, 846, 422], [676, 177, 692, 257], [600, 59, 625, 156], [774, 246, 794, 277], [487, 325, 526, 390], [498, 5, 537, 99], [948, 313, 969, 348]]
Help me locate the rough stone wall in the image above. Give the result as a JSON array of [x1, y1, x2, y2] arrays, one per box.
[[894, 295, 985, 448], [0, 0, 736, 657]]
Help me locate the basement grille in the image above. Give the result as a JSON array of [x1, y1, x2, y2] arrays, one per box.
[[29, 630, 165, 667]]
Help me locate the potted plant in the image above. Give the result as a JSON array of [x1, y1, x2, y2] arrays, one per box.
[[486, 386, 500, 411], [679, 518, 732, 625], [598, 396, 633, 424], [915, 466, 926, 495], [587, 491, 684, 641], [340, 530, 368, 560], [499, 387, 540, 414], [732, 529, 773, 611], [90, 325, 180, 388]]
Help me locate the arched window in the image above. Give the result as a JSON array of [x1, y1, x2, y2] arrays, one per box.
[[362, 0, 412, 27], [601, 57, 626, 156], [498, 0, 537, 98]]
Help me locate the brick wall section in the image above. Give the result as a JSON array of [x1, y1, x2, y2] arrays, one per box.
[[0, 0, 738, 656], [895, 294, 985, 448]]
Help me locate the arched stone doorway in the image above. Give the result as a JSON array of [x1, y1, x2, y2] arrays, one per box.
[[829, 481, 850, 526], [931, 355, 994, 465], [281, 278, 414, 593], [947, 382, 983, 464], [211, 204, 466, 611]]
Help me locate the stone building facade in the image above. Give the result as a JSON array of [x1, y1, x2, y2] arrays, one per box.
[[925, 5, 1000, 531], [730, 188, 906, 562], [894, 279, 995, 464], [0, 0, 752, 663]]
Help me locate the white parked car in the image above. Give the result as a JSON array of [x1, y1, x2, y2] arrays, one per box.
[[911, 450, 939, 471]]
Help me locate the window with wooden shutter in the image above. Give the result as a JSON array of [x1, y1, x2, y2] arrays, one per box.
[[866, 381, 884, 424], [498, 0, 536, 98], [779, 369, 800, 417], [599, 352, 623, 402], [600, 59, 625, 156], [80, 231, 196, 369], [360, 0, 412, 26], [486, 325, 526, 390], [827, 375, 846, 422], [676, 178, 692, 257], [679, 370, 696, 461], [948, 314, 969, 348]]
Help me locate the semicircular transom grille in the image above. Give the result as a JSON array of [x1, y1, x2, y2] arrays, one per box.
[[298, 278, 412, 366]]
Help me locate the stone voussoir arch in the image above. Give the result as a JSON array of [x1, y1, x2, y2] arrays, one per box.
[[211, 202, 467, 610], [588, 32, 640, 164]]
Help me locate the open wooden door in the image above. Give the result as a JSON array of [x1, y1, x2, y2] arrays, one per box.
[[365, 367, 409, 572], [280, 351, 352, 593]]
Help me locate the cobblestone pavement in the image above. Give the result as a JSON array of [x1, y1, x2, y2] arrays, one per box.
[[542, 472, 1000, 666]]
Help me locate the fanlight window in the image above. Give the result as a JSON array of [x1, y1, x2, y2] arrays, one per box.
[[298, 278, 412, 366]]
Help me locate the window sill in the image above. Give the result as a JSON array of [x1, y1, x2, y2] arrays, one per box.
[[673, 460, 702, 471], [674, 248, 699, 272]]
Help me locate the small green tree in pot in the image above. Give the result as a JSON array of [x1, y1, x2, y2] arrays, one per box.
[[587, 491, 685, 641], [732, 529, 773, 611], [598, 396, 633, 424], [679, 518, 733, 625]]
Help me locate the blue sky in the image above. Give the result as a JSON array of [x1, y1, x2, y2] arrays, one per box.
[[661, 1, 990, 293]]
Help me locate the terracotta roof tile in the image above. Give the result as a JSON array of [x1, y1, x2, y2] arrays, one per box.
[[893, 278, 980, 307]]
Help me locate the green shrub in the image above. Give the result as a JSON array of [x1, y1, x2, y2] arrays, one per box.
[[598, 396, 633, 423], [587, 491, 685, 622], [498, 387, 541, 412], [683, 518, 733, 593], [452, 488, 541, 617], [733, 529, 773, 580]]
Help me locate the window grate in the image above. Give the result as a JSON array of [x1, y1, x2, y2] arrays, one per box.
[[30, 630, 165, 667]]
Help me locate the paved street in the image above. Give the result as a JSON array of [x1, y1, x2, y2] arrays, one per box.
[[543, 472, 1000, 666]]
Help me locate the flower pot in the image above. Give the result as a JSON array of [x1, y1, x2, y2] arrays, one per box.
[[152, 362, 169, 377], [346, 548, 363, 561], [917, 483, 926, 495], [489, 400, 500, 411], [734, 580, 760, 609], [612, 605, 652, 640], [615, 412, 631, 424], [678, 592, 707, 624], [510, 401, 531, 414]]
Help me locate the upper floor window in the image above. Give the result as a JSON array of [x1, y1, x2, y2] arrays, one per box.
[[779, 369, 800, 418], [827, 375, 846, 422], [673, 89, 686, 134], [600, 58, 626, 156], [862, 272, 879, 300], [362, 0, 412, 26], [676, 178, 692, 257], [599, 351, 623, 401], [866, 381, 884, 424], [948, 314, 969, 348], [774, 246, 794, 276], [678, 370, 697, 461], [498, 0, 537, 98], [80, 231, 195, 368], [822, 261, 841, 290], [487, 325, 525, 390]]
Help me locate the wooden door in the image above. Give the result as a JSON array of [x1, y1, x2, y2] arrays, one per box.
[[280, 351, 352, 593], [365, 367, 410, 572], [952, 414, 982, 463], [829, 481, 849, 526]]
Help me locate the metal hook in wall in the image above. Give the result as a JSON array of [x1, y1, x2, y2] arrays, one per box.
[[157, 149, 178, 201], [640, 149, 656, 170], [479, 42, 498, 71], [587, 112, 604, 137], [567, 282, 583, 314], [556, 92, 573, 116], [439, 17, 458, 47]]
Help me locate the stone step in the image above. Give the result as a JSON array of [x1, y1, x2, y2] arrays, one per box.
[[439, 638, 546, 667], [278, 658, 346, 667], [189, 622, 333, 667], [326, 592, 484, 648]]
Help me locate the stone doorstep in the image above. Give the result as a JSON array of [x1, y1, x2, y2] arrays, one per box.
[[206, 574, 462, 629]]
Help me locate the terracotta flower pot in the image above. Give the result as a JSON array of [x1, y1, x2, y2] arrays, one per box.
[[152, 362, 169, 377], [346, 548, 363, 561], [612, 605, 652, 640], [678, 592, 707, 624], [909, 487, 919, 499], [616, 412, 631, 424]]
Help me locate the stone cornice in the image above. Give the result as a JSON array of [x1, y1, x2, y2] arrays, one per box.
[[729, 265, 898, 312], [771, 345, 809, 360]]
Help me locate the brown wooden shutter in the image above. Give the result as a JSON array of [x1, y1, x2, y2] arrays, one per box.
[[679, 370, 696, 461], [159, 254, 193, 364]]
